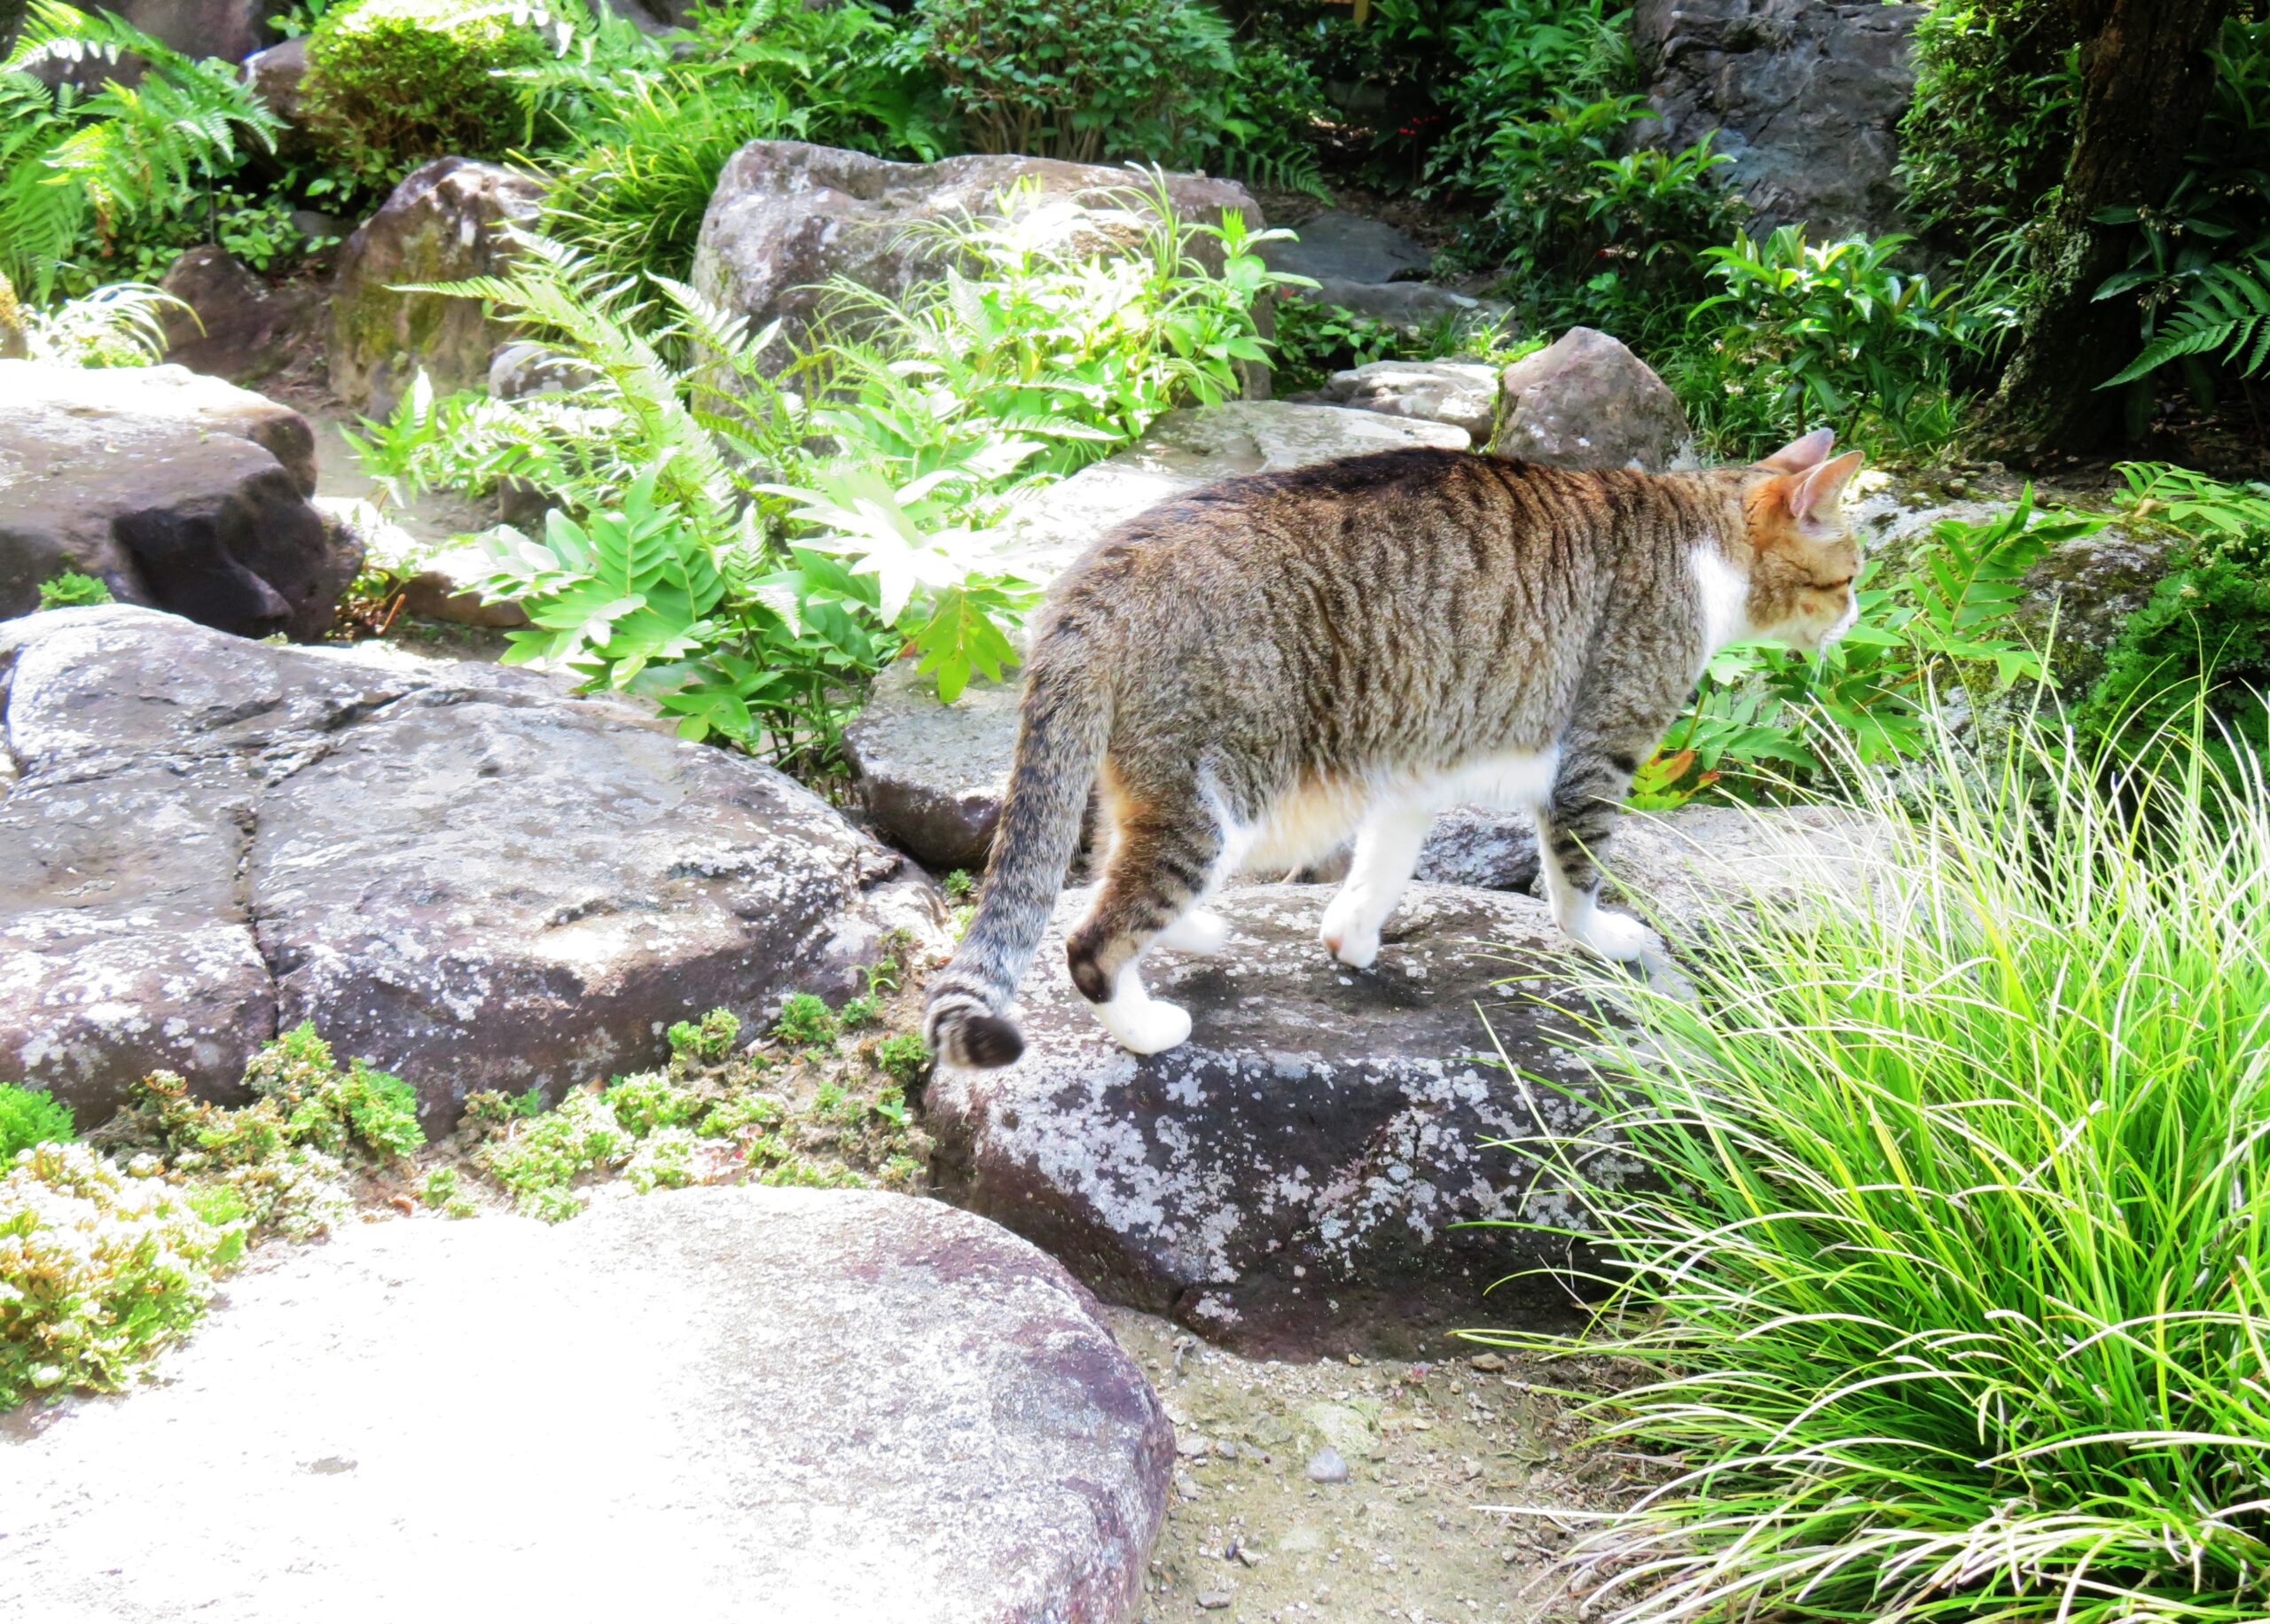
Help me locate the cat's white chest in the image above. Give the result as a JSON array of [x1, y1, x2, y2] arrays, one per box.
[[1413, 748, 1562, 812]]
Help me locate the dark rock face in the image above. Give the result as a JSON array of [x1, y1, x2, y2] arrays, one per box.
[[157, 246, 325, 388], [1260, 209, 1431, 285], [0, 608, 943, 1130], [844, 660, 1021, 874], [0, 1185, 1173, 1624], [330, 157, 544, 416], [0, 362, 347, 638], [928, 882, 1662, 1356], [1632, 0, 1925, 238], [1487, 326, 1689, 471], [692, 141, 1264, 368]]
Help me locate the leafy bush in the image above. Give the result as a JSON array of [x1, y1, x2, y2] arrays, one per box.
[[240, 1023, 424, 1161], [1, 2, 281, 300], [1489, 709, 2270, 1623], [771, 993, 839, 1049], [35, 571, 114, 610], [1426, 0, 1632, 200], [301, 0, 547, 188], [901, 0, 1235, 165], [0, 1085, 74, 1159], [1217, 37, 1332, 199], [12, 281, 180, 367], [1897, 0, 2079, 247], [1673, 226, 1977, 459], [2, 1142, 246, 1407]]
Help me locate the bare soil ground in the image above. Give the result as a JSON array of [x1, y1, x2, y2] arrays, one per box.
[[1103, 1307, 1638, 1624]]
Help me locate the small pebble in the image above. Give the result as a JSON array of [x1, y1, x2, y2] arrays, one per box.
[[1175, 1472, 1202, 1501], [1468, 1353, 1507, 1373], [1306, 1446, 1350, 1484], [1177, 1433, 1211, 1459], [1196, 1591, 1233, 1611]]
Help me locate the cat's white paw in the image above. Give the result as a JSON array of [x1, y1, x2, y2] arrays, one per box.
[[1097, 997, 1194, 1056], [1572, 910, 1652, 964], [1158, 910, 1232, 956], [1319, 892, 1383, 969]]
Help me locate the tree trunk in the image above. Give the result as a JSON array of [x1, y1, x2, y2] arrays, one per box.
[[1980, 0, 2234, 457]]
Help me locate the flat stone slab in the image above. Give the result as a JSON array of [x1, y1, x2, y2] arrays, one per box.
[[928, 882, 1676, 1356], [1319, 358, 1500, 441], [0, 607, 942, 1131], [0, 1186, 1173, 1624], [845, 660, 1022, 873], [1260, 209, 1432, 285]]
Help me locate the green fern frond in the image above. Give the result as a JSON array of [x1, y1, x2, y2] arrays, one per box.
[[2105, 251, 2270, 386]]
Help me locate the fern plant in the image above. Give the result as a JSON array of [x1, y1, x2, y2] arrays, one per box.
[[1, 1, 280, 300], [2102, 248, 2270, 387]]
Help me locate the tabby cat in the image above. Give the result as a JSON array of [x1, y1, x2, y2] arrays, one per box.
[[924, 428, 1864, 1067]]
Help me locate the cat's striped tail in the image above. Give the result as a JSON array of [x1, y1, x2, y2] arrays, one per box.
[[922, 645, 1112, 1069]]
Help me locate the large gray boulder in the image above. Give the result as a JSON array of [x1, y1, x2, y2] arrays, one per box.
[[1261, 209, 1431, 285], [157, 246, 325, 389], [1487, 326, 1690, 471], [692, 141, 1264, 368], [0, 362, 348, 639], [844, 402, 1470, 865], [1632, 0, 1925, 238], [330, 157, 544, 416], [928, 882, 1667, 1356], [66, 0, 273, 65], [0, 608, 943, 1130], [0, 1185, 1173, 1624]]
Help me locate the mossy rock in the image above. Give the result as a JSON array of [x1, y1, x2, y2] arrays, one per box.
[[328, 157, 544, 416]]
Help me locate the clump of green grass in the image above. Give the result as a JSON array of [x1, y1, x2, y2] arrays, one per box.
[[1487, 707, 2270, 1622], [0, 1084, 74, 1160]]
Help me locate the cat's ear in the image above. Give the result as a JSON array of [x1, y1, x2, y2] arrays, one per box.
[[1757, 428, 1836, 473], [1783, 450, 1866, 527]]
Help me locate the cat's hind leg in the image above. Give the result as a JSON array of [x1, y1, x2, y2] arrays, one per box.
[[1065, 786, 1228, 1055], [1318, 800, 1432, 969]]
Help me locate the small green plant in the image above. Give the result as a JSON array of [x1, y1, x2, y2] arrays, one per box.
[[474, 1088, 632, 1222], [771, 994, 839, 1050], [301, 0, 546, 187], [0, 1084, 74, 1159], [940, 869, 977, 902], [876, 1034, 929, 1089], [2, 1141, 247, 1407], [240, 1023, 424, 1161], [419, 1164, 475, 1217], [837, 994, 880, 1029], [666, 1007, 741, 1066]]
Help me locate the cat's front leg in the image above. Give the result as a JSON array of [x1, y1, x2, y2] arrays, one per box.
[[1319, 801, 1432, 969], [1535, 746, 1653, 963]]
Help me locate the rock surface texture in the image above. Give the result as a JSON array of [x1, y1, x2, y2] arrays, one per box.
[[928, 883, 1660, 1355], [330, 157, 545, 416], [0, 362, 348, 638], [1319, 359, 1500, 441], [692, 141, 1261, 366], [1633, 0, 1924, 237], [1488, 326, 1690, 471], [0, 1186, 1173, 1624], [76, 0, 273, 65], [157, 246, 325, 387], [1261, 209, 1431, 285], [0, 608, 941, 1130], [844, 402, 1470, 858]]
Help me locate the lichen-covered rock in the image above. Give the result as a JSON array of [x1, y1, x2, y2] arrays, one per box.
[[843, 403, 1470, 861], [692, 140, 1263, 368], [928, 882, 1671, 1356], [0, 607, 943, 1130], [0, 362, 348, 638], [1487, 326, 1689, 471], [1632, 0, 1924, 237], [1319, 359, 1499, 441], [329, 156, 544, 416], [0, 1185, 1172, 1624]]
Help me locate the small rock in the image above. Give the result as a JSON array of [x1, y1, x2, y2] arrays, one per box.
[[1468, 1353, 1507, 1372], [1488, 326, 1689, 472], [1176, 1434, 1212, 1460], [1196, 1591, 1234, 1612], [1306, 1448, 1350, 1485], [1319, 358, 1500, 441], [1175, 1472, 1203, 1501]]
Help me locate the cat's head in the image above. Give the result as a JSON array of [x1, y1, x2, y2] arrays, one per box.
[[1738, 429, 1867, 654]]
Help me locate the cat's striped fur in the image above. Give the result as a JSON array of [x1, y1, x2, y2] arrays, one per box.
[[924, 430, 1864, 1067]]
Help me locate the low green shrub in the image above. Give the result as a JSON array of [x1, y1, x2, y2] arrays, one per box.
[[35, 572, 111, 610], [771, 993, 839, 1050], [1488, 709, 2270, 1621], [900, 0, 1235, 166], [0, 1085, 74, 1159], [301, 0, 546, 187], [1, 1142, 247, 1407]]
